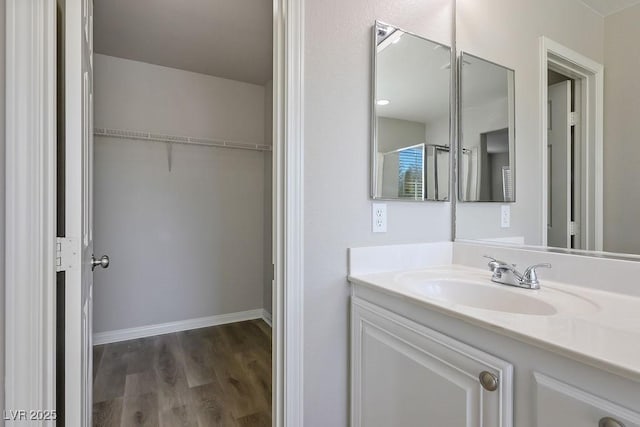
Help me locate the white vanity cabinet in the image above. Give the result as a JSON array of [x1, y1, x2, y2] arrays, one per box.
[[350, 288, 640, 427], [534, 373, 640, 427], [351, 298, 514, 427]]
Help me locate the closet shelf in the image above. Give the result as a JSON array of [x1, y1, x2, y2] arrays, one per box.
[[94, 127, 272, 152]]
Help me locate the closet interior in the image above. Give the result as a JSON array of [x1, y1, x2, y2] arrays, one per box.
[[90, 1, 274, 425]]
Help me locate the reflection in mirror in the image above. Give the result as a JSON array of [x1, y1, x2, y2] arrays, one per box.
[[372, 21, 451, 201], [459, 53, 515, 203], [455, 0, 640, 257]]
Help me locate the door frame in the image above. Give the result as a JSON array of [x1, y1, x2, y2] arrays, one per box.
[[273, 0, 305, 425], [4, 0, 305, 425], [539, 37, 603, 251], [5, 0, 58, 421]]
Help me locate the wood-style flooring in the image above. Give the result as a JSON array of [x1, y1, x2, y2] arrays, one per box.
[[92, 319, 272, 426]]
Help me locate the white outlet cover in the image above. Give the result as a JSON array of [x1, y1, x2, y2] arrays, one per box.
[[372, 203, 387, 233], [501, 205, 511, 228]]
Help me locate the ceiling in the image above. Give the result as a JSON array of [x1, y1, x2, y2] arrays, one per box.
[[376, 33, 452, 123], [376, 34, 508, 125], [579, 0, 640, 15], [93, 0, 273, 86]]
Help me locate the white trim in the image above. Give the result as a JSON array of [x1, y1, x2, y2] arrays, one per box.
[[262, 309, 273, 327], [92, 309, 265, 345], [5, 0, 58, 421], [273, 0, 305, 425], [539, 37, 604, 251]]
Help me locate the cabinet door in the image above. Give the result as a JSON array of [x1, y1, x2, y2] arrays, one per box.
[[535, 373, 640, 427], [351, 298, 513, 427]]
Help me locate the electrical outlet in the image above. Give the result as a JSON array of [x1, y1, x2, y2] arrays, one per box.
[[372, 203, 387, 233], [501, 205, 511, 228]]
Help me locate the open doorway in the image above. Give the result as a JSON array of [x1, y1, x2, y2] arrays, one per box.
[[541, 37, 604, 251], [85, 1, 274, 424], [547, 69, 580, 249], [6, 0, 303, 423]]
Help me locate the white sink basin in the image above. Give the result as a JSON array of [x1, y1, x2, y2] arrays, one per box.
[[407, 278, 557, 315], [393, 269, 598, 316]]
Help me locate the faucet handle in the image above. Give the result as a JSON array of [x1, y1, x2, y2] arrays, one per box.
[[483, 255, 501, 271], [522, 263, 551, 287], [483, 255, 513, 269]]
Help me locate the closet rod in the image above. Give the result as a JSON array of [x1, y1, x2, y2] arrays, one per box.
[[94, 128, 272, 152]]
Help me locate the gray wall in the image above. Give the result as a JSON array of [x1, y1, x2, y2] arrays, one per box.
[[0, 1, 5, 422], [303, 0, 453, 424], [603, 4, 640, 254], [377, 117, 426, 153], [456, 0, 604, 245], [93, 55, 268, 333]]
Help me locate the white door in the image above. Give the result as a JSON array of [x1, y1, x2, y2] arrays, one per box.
[[547, 81, 572, 248], [65, 0, 105, 424]]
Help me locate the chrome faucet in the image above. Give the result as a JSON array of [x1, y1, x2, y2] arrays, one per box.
[[484, 256, 551, 290]]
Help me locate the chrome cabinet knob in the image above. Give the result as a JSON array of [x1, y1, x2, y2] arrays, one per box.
[[479, 371, 499, 391], [599, 417, 625, 427], [91, 255, 110, 271]]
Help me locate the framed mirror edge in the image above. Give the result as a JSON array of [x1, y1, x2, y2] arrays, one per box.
[[456, 50, 517, 204], [370, 20, 454, 203]]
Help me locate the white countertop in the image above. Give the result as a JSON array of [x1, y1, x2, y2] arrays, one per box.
[[349, 264, 640, 382]]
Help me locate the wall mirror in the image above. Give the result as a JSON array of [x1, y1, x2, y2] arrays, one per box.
[[371, 21, 452, 201], [458, 52, 515, 203], [454, 0, 640, 257]]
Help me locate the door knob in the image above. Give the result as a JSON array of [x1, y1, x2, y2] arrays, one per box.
[[91, 255, 110, 271]]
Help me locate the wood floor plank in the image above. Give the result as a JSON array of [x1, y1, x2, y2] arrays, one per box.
[[178, 328, 217, 388], [210, 322, 271, 419], [235, 350, 272, 398], [158, 404, 198, 427], [94, 320, 272, 426], [244, 322, 272, 355], [189, 381, 236, 427], [211, 350, 269, 418], [93, 344, 105, 381], [124, 371, 157, 397], [235, 411, 271, 427], [226, 321, 270, 354], [124, 336, 160, 375], [254, 319, 272, 339], [248, 319, 272, 339], [120, 391, 159, 426], [93, 343, 129, 403], [153, 333, 192, 412], [92, 397, 123, 427]]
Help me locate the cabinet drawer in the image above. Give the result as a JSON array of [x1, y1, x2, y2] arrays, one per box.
[[351, 298, 513, 427], [535, 372, 640, 427]]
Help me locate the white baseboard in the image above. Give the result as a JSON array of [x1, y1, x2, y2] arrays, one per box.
[[93, 309, 264, 345], [262, 309, 272, 327]]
